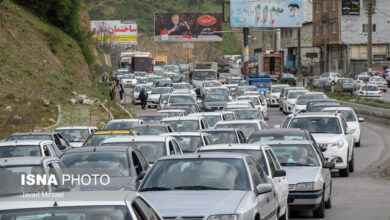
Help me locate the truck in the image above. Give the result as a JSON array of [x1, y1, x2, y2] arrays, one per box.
[[242, 55, 259, 76], [262, 54, 283, 79], [189, 62, 218, 95], [130, 53, 153, 74], [245, 75, 274, 94], [155, 56, 167, 67]]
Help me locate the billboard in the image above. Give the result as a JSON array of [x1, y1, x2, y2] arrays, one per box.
[[230, 0, 302, 28], [91, 20, 138, 45], [154, 12, 222, 42], [342, 0, 360, 15]]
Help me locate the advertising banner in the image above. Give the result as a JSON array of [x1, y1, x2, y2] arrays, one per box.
[[230, 0, 302, 28], [91, 20, 138, 45], [342, 0, 360, 15], [154, 12, 222, 42]]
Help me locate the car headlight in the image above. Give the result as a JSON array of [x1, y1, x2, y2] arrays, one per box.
[[329, 140, 344, 148], [294, 182, 320, 191], [208, 215, 237, 220]]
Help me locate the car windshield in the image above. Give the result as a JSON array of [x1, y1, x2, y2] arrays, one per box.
[[132, 127, 167, 135], [232, 109, 263, 120], [152, 88, 171, 94], [61, 152, 131, 176], [288, 91, 307, 99], [238, 97, 260, 105], [200, 149, 268, 175], [323, 110, 357, 122], [6, 135, 52, 141], [271, 87, 284, 93], [103, 121, 139, 130], [204, 81, 221, 87], [0, 165, 46, 195], [251, 81, 271, 88], [341, 79, 354, 83], [138, 116, 165, 124], [0, 206, 130, 220], [122, 74, 135, 79], [156, 81, 172, 87], [0, 146, 41, 158], [321, 73, 330, 78], [289, 117, 342, 134], [208, 88, 229, 95], [307, 101, 338, 111], [83, 134, 130, 147], [248, 133, 305, 143], [140, 158, 250, 191], [192, 71, 217, 80], [270, 144, 320, 166], [229, 78, 241, 84], [55, 129, 89, 142], [135, 72, 146, 77], [361, 85, 379, 91], [169, 95, 195, 104], [204, 94, 229, 102], [204, 115, 221, 127], [371, 78, 385, 82], [173, 84, 191, 90], [162, 120, 199, 132], [296, 95, 325, 105], [135, 85, 153, 92], [207, 131, 238, 144], [215, 123, 259, 137], [172, 136, 203, 153], [165, 112, 183, 117]]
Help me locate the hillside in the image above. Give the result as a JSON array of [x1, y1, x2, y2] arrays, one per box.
[[86, 0, 242, 58]]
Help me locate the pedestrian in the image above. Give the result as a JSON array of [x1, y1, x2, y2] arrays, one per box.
[[102, 71, 108, 83], [139, 88, 148, 109], [119, 79, 125, 103], [109, 80, 116, 100]]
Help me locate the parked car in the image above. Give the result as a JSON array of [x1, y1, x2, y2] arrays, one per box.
[[103, 119, 144, 130], [355, 75, 370, 85], [160, 132, 213, 153], [138, 153, 279, 220], [263, 140, 334, 218], [320, 72, 342, 85], [287, 112, 354, 177], [100, 135, 182, 165], [0, 140, 62, 158], [6, 132, 71, 152], [54, 126, 97, 148], [353, 84, 383, 100], [369, 77, 388, 92], [130, 124, 175, 135], [61, 146, 149, 190], [161, 116, 209, 132], [215, 120, 264, 139], [197, 144, 289, 220], [135, 113, 169, 124], [199, 128, 247, 144], [0, 191, 163, 220]]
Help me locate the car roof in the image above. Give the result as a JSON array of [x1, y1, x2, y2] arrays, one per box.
[[198, 143, 270, 151], [135, 113, 168, 117], [63, 146, 133, 154], [159, 152, 248, 160], [0, 157, 55, 166], [8, 132, 53, 136], [93, 130, 130, 135], [256, 140, 313, 145], [215, 120, 259, 124], [0, 191, 138, 209], [161, 116, 202, 121], [55, 126, 97, 130], [0, 140, 50, 146], [250, 128, 305, 135], [107, 119, 141, 122], [189, 112, 222, 116], [199, 128, 239, 132], [131, 124, 170, 128], [322, 107, 352, 111], [271, 84, 290, 87], [294, 112, 339, 117], [160, 132, 205, 136], [158, 109, 185, 113], [101, 135, 168, 144]]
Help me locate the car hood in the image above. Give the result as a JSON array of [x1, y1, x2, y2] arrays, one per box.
[[283, 166, 321, 184], [270, 92, 281, 98], [347, 121, 358, 130], [69, 142, 83, 148], [311, 133, 344, 143], [80, 176, 136, 191], [141, 190, 247, 216]]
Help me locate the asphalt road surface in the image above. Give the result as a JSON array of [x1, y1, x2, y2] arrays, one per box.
[[267, 107, 390, 220]]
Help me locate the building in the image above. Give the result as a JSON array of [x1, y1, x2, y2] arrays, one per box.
[[280, 0, 321, 75], [313, 0, 390, 73]]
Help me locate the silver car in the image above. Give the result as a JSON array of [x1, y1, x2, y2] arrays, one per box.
[[262, 140, 334, 218], [138, 153, 278, 220]]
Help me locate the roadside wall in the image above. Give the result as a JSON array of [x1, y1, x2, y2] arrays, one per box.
[[340, 101, 390, 123]]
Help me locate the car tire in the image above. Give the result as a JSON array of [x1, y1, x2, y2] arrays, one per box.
[[349, 153, 355, 173], [355, 139, 361, 147], [325, 183, 332, 209], [313, 192, 325, 218], [279, 205, 289, 220], [339, 163, 350, 177]]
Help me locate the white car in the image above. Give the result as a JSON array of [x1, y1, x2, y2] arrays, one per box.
[[161, 116, 209, 132], [132, 83, 153, 104], [322, 107, 364, 147], [122, 74, 137, 87], [160, 132, 213, 153], [320, 72, 342, 85], [103, 119, 144, 130], [54, 126, 97, 148], [369, 77, 388, 92], [158, 109, 187, 117], [353, 84, 383, 100], [200, 80, 222, 98], [198, 144, 289, 220], [215, 120, 264, 139], [268, 84, 290, 106], [224, 100, 256, 110], [279, 87, 305, 111], [293, 92, 327, 114], [172, 82, 196, 98], [189, 111, 237, 127], [237, 95, 268, 118], [148, 87, 173, 108], [283, 90, 309, 114], [287, 112, 354, 177]]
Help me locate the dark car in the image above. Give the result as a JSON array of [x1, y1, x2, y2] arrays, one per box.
[[201, 93, 230, 111], [154, 79, 173, 87], [280, 73, 297, 85], [199, 128, 247, 144], [6, 132, 71, 152], [169, 103, 200, 113], [130, 124, 176, 135], [306, 99, 339, 112], [135, 113, 169, 124], [247, 128, 318, 147], [60, 146, 149, 191]]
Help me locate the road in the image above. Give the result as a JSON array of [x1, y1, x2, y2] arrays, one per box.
[[382, 90, 390, 102], [267, 107, 390, 220]]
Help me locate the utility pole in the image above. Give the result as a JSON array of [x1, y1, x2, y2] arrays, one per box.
[[243, 28, 250, 77], [297, 27, 302, 78], [367, 0, 373, 71]]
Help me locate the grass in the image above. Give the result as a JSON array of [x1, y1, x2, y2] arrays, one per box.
[[320, 90, 390, 109]]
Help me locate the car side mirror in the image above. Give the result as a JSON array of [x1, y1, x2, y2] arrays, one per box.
[[197, 99, 202, 104], [136, 170, 147, 183], [346, 127, 353, 134], [273, 169, 286, 177], [324, 162, 335, 170], [320, 146, 327, 152], [358, 117, 364, 122], [273, 124, 281, 129], [256, 183, 273, 195]]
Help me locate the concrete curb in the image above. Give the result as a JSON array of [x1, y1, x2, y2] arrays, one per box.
[[340, 100, 390, 123], [39, 104, 62, 132], [116, 102, 133, 118], [101, 100, 114, 120]]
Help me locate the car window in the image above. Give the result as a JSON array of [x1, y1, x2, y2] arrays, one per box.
[[267, 150, 281, 170], [238, 131, 246, 143], [340, 116, 348, 133], [132, 151, 143, 175], [247, 157, 264, 187], [264, 150, 277, 176], [168, 141, 175, 155], [172, 140, 181, 154], [132, 197, 161, 220], [135, 150, 149, 171]]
